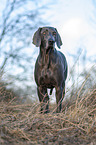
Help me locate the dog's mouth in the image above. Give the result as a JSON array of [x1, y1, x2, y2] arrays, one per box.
[[42, 40, 55, 54], [46, 45, 54, 54]]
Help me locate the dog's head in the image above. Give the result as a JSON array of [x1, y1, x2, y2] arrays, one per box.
[[32, 27, 62, 49]]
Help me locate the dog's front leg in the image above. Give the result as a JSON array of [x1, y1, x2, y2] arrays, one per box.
[[56, 87, 64, 113], [37, 86, 49, 113]]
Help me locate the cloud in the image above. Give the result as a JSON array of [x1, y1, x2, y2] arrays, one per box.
[[62, 18, 89, 39], [59, 17, 94, 54]]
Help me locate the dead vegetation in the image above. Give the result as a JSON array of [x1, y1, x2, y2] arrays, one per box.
[[0, 81, 96, 145]]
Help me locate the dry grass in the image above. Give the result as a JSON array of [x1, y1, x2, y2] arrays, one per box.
[[0, 85, 96, 145]]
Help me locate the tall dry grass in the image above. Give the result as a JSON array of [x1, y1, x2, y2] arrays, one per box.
[[0, 76, 96, 144]]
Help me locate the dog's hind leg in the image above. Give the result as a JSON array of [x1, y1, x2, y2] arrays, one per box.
[[55, 82, 65, 113]]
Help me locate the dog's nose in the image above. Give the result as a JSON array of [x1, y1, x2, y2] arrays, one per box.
[[49, 39, 55, 45]]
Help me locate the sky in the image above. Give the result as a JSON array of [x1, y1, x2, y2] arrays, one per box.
[[0, 0, 95, 67], [0, 0, 96, 100]]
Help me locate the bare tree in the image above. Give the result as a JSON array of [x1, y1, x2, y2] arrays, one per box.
[[0, 0, 50, 93]]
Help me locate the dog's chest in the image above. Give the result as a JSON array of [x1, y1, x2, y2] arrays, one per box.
[[39, 67, 56, 88], [35, 52, 58, 87]]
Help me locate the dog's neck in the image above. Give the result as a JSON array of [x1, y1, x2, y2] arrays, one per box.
[[39, 46, 54, 68]]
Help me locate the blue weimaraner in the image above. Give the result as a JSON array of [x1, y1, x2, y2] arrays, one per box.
[[32, 27, 68, 113]]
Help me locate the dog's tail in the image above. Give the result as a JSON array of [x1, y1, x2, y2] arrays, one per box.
[[50, 88, 53, 95]]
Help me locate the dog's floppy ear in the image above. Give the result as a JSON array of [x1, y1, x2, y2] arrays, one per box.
[[32, 27, 42, 47], [55, 28, 62, 49]]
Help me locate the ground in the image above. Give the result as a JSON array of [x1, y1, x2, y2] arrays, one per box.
[[0, 89, 96, 145]]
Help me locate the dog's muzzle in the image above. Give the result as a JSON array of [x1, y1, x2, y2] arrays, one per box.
[[49, 40, 54, 46], [48, 38, 55, 46]]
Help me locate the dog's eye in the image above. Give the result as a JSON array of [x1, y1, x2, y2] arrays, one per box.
[[53, 32, 56, 36], [43, 31, 46, 35]]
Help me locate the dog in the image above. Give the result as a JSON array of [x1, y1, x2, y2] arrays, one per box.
[[32, 27, 68, 113]]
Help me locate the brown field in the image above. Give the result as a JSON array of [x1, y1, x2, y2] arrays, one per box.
[[0, 86, 96, 145]]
